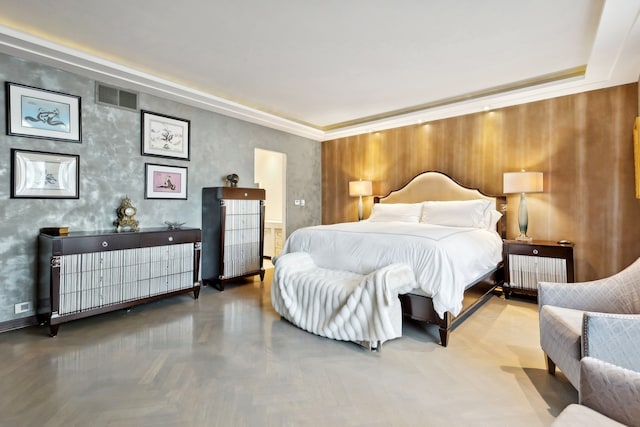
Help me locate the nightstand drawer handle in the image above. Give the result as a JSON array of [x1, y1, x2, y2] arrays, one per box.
[[168, 236, 174, 242], [533, 249, 539, 255], [102, 241, 109, 248]]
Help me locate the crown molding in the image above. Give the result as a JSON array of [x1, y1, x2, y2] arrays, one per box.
[[320, 0, 640, 141], [0, 25, 325, 141], [0, 0, 638, 143]]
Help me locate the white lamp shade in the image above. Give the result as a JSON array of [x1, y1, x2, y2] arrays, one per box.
[[349, 180, 372, 197], [503, 171, 543, 194]]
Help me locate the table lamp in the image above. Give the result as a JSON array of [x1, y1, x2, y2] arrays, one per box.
[[503, 170, 543, 241], [349, 180, 372, 221]]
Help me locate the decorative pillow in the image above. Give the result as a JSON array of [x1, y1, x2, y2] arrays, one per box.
[[368, 203, 422, 223], [420, 199, 492, 228]]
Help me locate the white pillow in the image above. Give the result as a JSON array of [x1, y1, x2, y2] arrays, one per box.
[[485, 209, 503, 231], [368, 203, 422, 223], [420, 199, 492, 228]]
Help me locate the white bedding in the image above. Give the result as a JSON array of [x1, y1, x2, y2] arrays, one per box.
[[271, 252, 416, 345], [280, 221, 503, 317]]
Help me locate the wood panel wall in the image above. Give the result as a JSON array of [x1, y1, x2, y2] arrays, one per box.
[[322, 83, 640, 282]]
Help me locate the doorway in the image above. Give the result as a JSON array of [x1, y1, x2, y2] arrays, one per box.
[[254, 148, 286, 261]]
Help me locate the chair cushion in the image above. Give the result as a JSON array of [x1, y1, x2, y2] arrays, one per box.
[[552, 404, 626, 426], [580, 357, 640, 427], [583, 313, 640, 372], [540, 305, 584, 389]]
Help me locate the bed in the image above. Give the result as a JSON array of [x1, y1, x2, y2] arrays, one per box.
[[278, 171, 506, 347]]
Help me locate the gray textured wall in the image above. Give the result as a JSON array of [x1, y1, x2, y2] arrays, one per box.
[[0, 53, 322, 324]]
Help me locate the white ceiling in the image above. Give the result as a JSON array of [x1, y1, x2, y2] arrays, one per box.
[[0, 0, 638, 141]]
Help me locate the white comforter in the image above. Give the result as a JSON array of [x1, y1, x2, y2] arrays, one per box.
[[272, 252, 417, 344], [280, 221, 503, 317]]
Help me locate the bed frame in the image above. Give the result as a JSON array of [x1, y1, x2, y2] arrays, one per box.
[[374, 171, 507, 347]]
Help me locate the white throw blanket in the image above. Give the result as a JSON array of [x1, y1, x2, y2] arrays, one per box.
[[271, 252, 417, 345]]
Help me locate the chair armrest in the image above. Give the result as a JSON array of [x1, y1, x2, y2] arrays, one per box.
[[580, 357, 640, 427], [539, 258, 640, 313], [538, 279, 616, 312], [582, 313, 640, 372]]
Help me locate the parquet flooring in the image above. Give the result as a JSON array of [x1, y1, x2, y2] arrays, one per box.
[[0, 268, 576, 426]]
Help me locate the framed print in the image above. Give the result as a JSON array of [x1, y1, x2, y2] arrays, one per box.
[[141, 110, 190, 160], [11, 149, 79, 199], [145, 163, 188, 199], [6, 82, 82, 143]]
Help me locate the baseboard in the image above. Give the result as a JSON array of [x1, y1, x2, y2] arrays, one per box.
[[0, 315, 38, 333]]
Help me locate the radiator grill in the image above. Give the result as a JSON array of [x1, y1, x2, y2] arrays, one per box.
[[95, 82, 139, 111], [507, 254, 567, 291]]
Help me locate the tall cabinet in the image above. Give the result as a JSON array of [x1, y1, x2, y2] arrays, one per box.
[[202, 187, 266, 290]]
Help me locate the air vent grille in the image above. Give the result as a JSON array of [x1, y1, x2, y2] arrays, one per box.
[[95, 82, 138, 111]]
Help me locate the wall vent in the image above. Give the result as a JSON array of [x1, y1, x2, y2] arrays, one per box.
[[95, 82, 139, 111]]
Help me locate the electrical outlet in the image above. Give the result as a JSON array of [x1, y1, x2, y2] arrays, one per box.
[[294, 200, 301, 206], [14, 301, 31, 314]]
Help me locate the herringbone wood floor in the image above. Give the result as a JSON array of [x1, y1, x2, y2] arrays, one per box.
[[0, 268, 575, 427]]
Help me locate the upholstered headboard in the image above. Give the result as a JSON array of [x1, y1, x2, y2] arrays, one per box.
[[374, 171, 507, 238]]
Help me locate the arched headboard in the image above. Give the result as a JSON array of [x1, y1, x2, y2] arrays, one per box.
[[374, 171, 507, 238]]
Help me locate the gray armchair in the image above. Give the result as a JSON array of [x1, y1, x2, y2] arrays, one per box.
[[538, 257, 640, 390], [552, 313, 640, 427]]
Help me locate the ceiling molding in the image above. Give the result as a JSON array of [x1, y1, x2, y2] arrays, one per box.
[[0, 0, 638, 143], [320, 0, 640, 141], [0, 25, 325, 141], [321, 66, 587, 131]]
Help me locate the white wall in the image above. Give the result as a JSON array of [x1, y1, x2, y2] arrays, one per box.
[[254, 148, 285, 223]]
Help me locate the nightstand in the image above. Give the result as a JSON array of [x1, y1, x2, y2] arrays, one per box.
[[502, 240, 575, 299]]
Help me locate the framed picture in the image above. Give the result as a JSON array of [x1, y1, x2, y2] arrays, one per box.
[[11, 149, 79, 199], [145, 163, 188, 199], [141, 110, 190, 160], [6, 82, 82, 143]]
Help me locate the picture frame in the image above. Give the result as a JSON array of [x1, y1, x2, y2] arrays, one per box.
[[11, 149, 79, 199], [141, 110, 190, 160], [145, 163, 188, 199], [6, 82, 82, 143]]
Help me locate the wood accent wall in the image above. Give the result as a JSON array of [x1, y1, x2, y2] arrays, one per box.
[[322, 83, 640, 282]]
